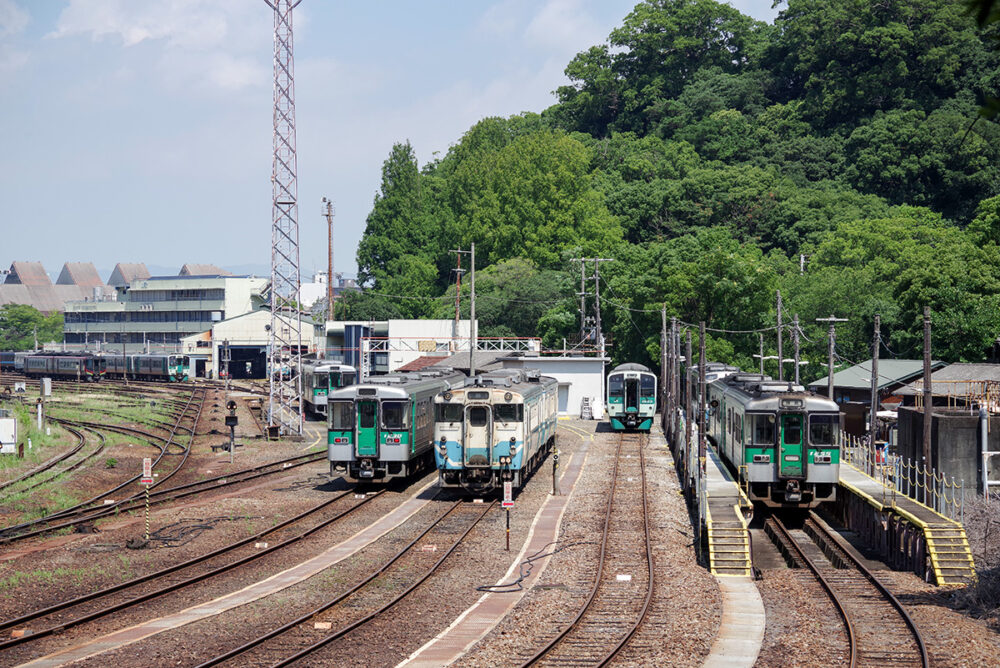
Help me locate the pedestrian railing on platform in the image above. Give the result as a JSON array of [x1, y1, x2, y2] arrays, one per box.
[[841, 432, 965, 522]]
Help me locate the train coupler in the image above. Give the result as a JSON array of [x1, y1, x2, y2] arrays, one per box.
[[784, 479, 802, 503]]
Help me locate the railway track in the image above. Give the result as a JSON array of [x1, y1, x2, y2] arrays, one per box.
[[766, 513, 928, 668], [518, 431, 654, 667], [0, 386, 207, 541], [0, 489, 382, 658], [197, 497, 495, 667]]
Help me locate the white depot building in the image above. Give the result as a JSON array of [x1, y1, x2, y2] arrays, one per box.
[[500, 355, 609, 419]]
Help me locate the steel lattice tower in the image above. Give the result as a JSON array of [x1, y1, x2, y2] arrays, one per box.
[[266, 0, 303, 436]]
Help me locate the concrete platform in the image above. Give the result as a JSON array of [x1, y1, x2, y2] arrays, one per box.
[[705, 445, 752, 577], [702, 576, 765, 668], [838, 463, 975, 585], [396, 422, 595, 667]]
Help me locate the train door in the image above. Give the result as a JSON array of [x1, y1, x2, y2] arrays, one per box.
[[356, 400, 379, 457], [625, 377, 639, 413], [779, 414, 804, 477], [463, 405, 492, 467]]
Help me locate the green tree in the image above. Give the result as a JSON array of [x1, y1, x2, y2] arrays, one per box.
[[0, 305, 63, 350]]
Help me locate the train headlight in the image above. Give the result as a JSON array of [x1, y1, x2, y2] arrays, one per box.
[[443, 391, 452, 401], [504, 392, 513, 402]]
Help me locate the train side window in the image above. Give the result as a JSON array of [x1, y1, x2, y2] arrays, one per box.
[[436, 404, 463, 423], [381, 401, 409, 430], [750, 414, 775, 445], [809, 415, 838, 445], [330, 401, 354, 430]]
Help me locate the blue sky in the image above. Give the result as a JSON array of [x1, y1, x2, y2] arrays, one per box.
[[0, 0, 780, 281]]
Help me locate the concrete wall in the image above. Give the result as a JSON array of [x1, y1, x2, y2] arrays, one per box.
[[501, 356, 607, 419], [897, 406, 1000, 494]]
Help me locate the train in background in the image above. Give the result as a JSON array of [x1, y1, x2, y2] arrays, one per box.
[[606, 363, 657, 431], [101, 354, 190, 382], [327, 368, 463, 481], [434, 369, 557, 494], [1, 352, 38, 372], [301, 361, 357, 418], [705, 372, 841, 508], [22, 353, 107, 381]]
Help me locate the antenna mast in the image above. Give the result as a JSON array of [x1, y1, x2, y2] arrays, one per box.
[[265, 0, 304, 436]]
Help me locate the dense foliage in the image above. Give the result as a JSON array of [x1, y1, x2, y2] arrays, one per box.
[[355, 0, 1000, 378], [0, 305, 63, 351]]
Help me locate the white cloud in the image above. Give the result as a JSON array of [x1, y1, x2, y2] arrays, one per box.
[[525, 0, 604, 54], [49, 0, 272, 91], [0, 0, 28, 37]]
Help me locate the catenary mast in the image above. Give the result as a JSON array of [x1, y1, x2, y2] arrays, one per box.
[[265, 0, 304, 436]]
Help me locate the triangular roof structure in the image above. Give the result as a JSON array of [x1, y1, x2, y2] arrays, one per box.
[[808, 359, 947, 392], [107, 263, 150, 288], [4, 262, 51, 286], [179, 264, 231, 276], [56, 262, 103, 287]]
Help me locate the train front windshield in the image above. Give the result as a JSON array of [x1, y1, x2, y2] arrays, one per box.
[[640, 376, 655, 401], [329, 401, 354, 430], [609, 375, 624, 401]]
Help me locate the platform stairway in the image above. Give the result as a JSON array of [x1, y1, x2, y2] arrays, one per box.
[[707, 519, 752, 577], [925, 524, 976, 585]]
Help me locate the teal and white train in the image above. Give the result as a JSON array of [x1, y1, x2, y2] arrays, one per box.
[[327, 368, 463, 481], [101, 354, 189, 382], [606, 363, 657, 431], [301, 361, 356, 418], [706, 373, 841, 508], [434, 369, 557, 494]]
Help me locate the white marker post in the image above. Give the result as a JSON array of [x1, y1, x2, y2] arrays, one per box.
[[502, 480, 513, 551], [141, 457, 153, 541]]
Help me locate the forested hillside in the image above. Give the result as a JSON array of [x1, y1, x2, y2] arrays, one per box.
[[350, 0, 1000, 378]]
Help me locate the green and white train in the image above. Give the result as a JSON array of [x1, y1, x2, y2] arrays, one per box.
[[101, 354, 189, 382], [606, 363, 657, 431], [706, 373, 841, 508], [301, 361, 357, 418], [327, 368, 463, 481]]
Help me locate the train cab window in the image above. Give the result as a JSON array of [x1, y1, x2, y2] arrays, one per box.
[[314, 373, 330, 390], [640, 376, 655, 398], [330, 401, 354, 430], [468, 406, 489, 427], [436, 403, 463, 423], [750, 414, 775, 445], [809, 415, 838, 446], [608, 376, 624, 397], [358, 402, 376, 429], [343, 372, 357, 386], [495, 404, 523, 423], [381, 401, 409, 430]]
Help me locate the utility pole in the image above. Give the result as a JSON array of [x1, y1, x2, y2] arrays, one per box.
[[449, 245, 476, 374], [870, 314, 880, 446], [571, 258, 587, 344], [591, 258, 614, 353], [323, 198, 335, 322], [697, 321, 707, 563], [923, 306, 933, 496], [450, 252, 465, 353], [685, 329, 693, 483], [223, 339, 232, 396], [816, 315, 849, 401], [672, 318, 680, 445], [757, 333, 765, 374], [470, 243, 476, 376], [776, 290, 784, 381], [793, 314, 801, 384], [661, 306, 667, 423]]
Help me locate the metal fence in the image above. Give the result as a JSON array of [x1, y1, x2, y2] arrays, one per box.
[[841, 431, 965, 522]]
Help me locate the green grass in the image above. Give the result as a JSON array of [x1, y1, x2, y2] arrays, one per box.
[[0, 555, 137, 595], [0, 403, 70, 473]]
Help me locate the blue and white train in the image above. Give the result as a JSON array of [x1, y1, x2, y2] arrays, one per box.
[[434, 369, 557, 494]]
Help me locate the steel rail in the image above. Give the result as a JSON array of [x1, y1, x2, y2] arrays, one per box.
[[0, 490, 381, 650]]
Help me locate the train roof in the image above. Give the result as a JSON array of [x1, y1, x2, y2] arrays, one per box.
[[329, 368, 462, 400], [611, 363, 652, 374], [445, 368, 556, 396], [710, 373, 839, 411]]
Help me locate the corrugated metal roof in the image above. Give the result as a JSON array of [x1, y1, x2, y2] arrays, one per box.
[[57, 262, 103, 287], [808, 359, 945, 391], [179, 264, 231, 276], [895, 363, 1000, 396], [0, 284, 95, 314], [4, 262, 52, 286], [107, 263, 151, 287], [428, 350, 506, 375], [396, 355, 451, 372]]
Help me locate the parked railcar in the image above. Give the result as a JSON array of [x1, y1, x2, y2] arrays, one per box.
[[327, 368, 462, 481], [0, 352, 14, 371], [706, 373, 841, 508], [607, 363, 657, 431], [434, 369, 558, 494], [13, 352, 30, 372], [102, 354, 189, 381], [301, 361, 356, 418], [23, 353, 106, 381]]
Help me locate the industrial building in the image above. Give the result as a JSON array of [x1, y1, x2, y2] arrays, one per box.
[[63, 272, 268, 353], [0, 261, 114, 314]]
